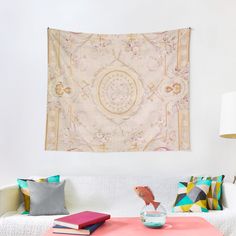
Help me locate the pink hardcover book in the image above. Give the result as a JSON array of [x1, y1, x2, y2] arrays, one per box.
[[54, 211, 110, 230]]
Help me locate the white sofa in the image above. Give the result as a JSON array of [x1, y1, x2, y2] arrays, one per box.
[[1, 175, 236, 236]]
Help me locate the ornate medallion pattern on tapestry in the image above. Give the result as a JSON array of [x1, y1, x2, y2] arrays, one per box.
[[46, 28, 191, 152]]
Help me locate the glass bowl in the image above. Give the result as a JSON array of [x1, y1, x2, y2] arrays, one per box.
[[140, 203, 167, 228]]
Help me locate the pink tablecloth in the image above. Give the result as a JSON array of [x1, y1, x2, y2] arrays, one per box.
[[44, 216, 223, 236]]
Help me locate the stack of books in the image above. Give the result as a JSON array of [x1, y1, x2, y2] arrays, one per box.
[[53, 211, 110, 235]]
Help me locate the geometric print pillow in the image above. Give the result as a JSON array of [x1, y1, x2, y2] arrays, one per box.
[[190, 175, 225, 210], [172, 179, 211, 212], [17, 175, 60, 214]]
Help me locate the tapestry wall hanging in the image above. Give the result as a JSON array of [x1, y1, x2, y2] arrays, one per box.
[[46, 28, 191, 152]]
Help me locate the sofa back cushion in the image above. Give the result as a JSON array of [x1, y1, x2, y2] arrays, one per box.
[[62, 175, 189, 216]]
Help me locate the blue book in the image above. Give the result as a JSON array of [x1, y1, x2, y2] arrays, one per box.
[[53, 221, 105, 235]]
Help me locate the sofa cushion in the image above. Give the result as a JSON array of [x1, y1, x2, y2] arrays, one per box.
[[172, 180, 211, 212], [190, 175, 225, 210], [17, 175, 60, 214], [28, 181, 69, 216]]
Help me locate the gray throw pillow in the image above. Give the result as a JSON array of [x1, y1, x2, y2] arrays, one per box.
[[27, 180, 69, 216]]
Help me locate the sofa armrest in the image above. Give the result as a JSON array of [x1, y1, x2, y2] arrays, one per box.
[[222, 182, 236, 210], [0, 184, 20, 216]]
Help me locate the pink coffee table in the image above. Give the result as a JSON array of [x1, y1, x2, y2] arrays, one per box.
[[43, 216, 223, 236]]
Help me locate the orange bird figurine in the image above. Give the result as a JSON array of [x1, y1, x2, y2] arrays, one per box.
[[134, 186, 160, 210]]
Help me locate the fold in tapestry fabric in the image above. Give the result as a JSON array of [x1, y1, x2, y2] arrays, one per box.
[[46, 28, 191, 152]]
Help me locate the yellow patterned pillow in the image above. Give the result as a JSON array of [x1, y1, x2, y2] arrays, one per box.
[[172, 180, 211, 212], [190, 175, 224, 210]]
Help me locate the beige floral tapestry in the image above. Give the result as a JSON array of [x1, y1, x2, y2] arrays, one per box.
[[46, 28, 190, 152]]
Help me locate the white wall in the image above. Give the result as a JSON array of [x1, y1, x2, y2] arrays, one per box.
[[1, 0, 236, 186]]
